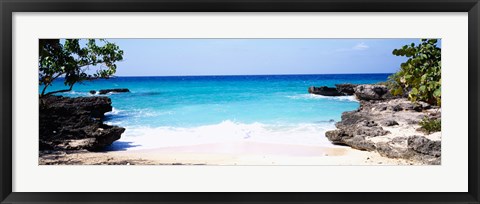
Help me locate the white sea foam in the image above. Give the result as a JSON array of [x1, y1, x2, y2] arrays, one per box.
[[136, 109, 173, 117], [287, 94, 358, 102], [105, 107, 173, 118], [65, 91, 90, 96], [105, 107, 122, 116], [111, 120, 337, 150]]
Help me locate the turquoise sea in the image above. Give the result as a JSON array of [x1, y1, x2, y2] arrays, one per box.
[[42, 74, 390, 150]]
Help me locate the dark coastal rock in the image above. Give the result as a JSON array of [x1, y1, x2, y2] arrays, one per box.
[[39, 95, 125, 151], [337, 110, 369, 127], [40, 95, 113, 118], [90, 88, 130, 95], [374, 135, 441, 164], [345, 136, 376, 151], [308, 84, 357, 97], [407, 136, 441, 157], [325, 110, 389, 142], [325, 130, 348, 144], [389, 101, 431, 112], [325, 131, 376, 151], [376, 138, 413, 159], [335, 84, 357, 95], [308, 86, 342, 96], [355, 126, 390, 137], [336, 112, 388, 138], [354, 84, 390, 101]]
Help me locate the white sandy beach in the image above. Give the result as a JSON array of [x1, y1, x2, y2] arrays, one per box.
[[39, 141, 417, 165]]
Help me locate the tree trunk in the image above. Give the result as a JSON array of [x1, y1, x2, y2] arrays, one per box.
[[44, 84, 74, 96]]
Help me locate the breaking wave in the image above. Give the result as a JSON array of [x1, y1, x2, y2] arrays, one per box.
[[109, 120, 337, 150]]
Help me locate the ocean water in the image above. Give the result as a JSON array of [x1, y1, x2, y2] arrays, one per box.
[[42, 74, 390, 150]]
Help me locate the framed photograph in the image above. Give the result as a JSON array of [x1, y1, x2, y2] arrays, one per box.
[[1, 0, 479, 203]]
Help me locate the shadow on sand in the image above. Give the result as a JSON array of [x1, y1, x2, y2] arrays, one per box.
[[103, 141, 141, 151]]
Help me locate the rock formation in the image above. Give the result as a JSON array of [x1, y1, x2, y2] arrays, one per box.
[[353, 84, 393, 100], [309, 84, 358, 96], [90, 88, 130, 95], [308, 86, 343, 96], [335, 84, 357, 95], [39, 95, 125, 151], [325, 96, 441, 165]]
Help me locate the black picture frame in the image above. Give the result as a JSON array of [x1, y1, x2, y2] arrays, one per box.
[[1, 0, 479, 203]]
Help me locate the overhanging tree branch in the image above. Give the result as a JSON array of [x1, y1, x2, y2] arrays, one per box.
[[39, 39, 123, 97], [44, 84, 74, 96]]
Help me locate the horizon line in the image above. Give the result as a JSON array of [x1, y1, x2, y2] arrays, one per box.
[[109, 72, 394, 77]]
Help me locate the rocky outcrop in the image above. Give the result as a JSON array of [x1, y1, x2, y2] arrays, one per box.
[[308, 84, 358, 96], [308, 84, 398, 101], [90, 88, 130, 95], [39, 95, 125, 151], [308, 86, 343, 96], [325, 96, 441, 165], [335, 84, 357, 95], [353, 84, 393, 100]]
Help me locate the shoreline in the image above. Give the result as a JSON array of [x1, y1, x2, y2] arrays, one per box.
[[39, 141, 418, 165]]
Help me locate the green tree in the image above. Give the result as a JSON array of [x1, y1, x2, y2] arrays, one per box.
[[388, 39, 441, 106], [39, 39, 124, 96]]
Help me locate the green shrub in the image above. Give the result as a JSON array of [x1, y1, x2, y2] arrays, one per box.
[[39, 39, 124, 96], [388, 39, 441, 106], [419, 116, 441, 134]]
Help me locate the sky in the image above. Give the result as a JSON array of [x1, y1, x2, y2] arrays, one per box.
[[95, 39, 431, 76]]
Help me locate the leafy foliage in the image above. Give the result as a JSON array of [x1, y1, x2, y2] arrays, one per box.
[[39, 39, 124, 96], [388, 39, 441, 106], [419, 116, 441, 134]]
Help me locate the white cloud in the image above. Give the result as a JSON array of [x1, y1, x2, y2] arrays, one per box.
[[352, 42, 369, 50], [334, 42, 370, 52]]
